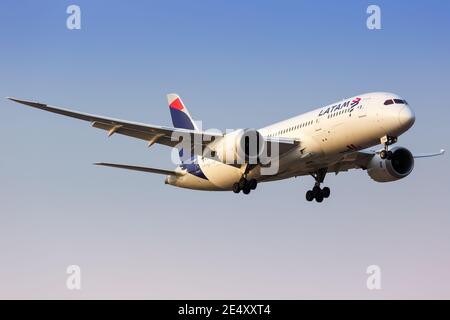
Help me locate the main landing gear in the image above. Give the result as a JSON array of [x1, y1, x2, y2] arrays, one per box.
[[306, 168, 330, 203], [232, 177, 258, 195], [379, 135, 397, 160], [233, 164, 258, 195]]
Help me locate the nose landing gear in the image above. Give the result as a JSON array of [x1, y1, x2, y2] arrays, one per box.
[[306, 168, 331, 203], [379, 149, 392, 160], [380, 135, 397, 160]]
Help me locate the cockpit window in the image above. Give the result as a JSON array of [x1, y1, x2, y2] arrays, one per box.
[[384, 99, 407, 105]]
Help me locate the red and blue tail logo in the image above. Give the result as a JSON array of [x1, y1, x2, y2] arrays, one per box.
[[167, 93, 198, 131], [167, 94, 199, 164]]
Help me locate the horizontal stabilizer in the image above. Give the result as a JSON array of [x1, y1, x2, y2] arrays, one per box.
[[94, 162, 183, 176]]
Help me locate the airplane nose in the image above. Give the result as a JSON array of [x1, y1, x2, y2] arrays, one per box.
[[398, 106, 415, 129]]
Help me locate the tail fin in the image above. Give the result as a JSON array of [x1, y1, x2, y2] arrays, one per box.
[[166, 93, 199, 164], [167, 93, 199, 131]]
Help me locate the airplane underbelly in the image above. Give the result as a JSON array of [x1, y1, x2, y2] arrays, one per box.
[[165, 173, 223, 191], [198, 158, 242, 189]]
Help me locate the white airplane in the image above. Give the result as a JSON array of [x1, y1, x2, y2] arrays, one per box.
[[6, 92, 444, 202]]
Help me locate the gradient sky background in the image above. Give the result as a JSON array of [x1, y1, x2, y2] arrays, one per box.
[[0, 0, 449, 299]]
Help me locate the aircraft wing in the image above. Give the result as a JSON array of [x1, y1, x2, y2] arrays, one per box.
[[7, 97, 222, 151], [265, 136, 300, 156], [6, 97, 299, 161], [328, 149, 445, 173], [327, 151, 375, 173], [412, 149, 445, 158]]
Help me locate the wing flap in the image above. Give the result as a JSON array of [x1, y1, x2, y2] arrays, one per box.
[[91, 121, 171, 144]]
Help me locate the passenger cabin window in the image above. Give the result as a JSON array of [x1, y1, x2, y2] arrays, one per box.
[[384, 99, 394, 105]]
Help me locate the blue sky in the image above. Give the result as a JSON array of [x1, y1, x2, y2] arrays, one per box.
[[0, 0, 449, 298]]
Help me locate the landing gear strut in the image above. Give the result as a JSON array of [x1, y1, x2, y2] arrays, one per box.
[[380, 135, 397, 160], [306, 168, 330, 203]]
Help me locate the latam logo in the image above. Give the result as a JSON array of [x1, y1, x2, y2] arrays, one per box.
[[318, 97, 361, 117]]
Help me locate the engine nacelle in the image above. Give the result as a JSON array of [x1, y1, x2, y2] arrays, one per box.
[[207, 128, 265, 165], [367, 147, 414, 182]]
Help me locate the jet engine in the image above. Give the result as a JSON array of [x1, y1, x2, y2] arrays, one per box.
[[367, 147, 414, 182], [207, 128, 265, 165]]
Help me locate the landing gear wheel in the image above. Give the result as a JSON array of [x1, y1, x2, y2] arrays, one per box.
[[242, 186, 251, 195], [307, 168, 329, 203], [248, 179, 258, 190], [315, 193, 324, 203], [380, 149, 393, 160], [235, 177, 257, 195], [312, 185, 321, 197], [386, 150, 393, 160], [322, 187, 330, 198], [238, 178, 247, 190]]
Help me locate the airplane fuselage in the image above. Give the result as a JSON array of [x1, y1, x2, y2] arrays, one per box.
[[166, 92, 416, 190]]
